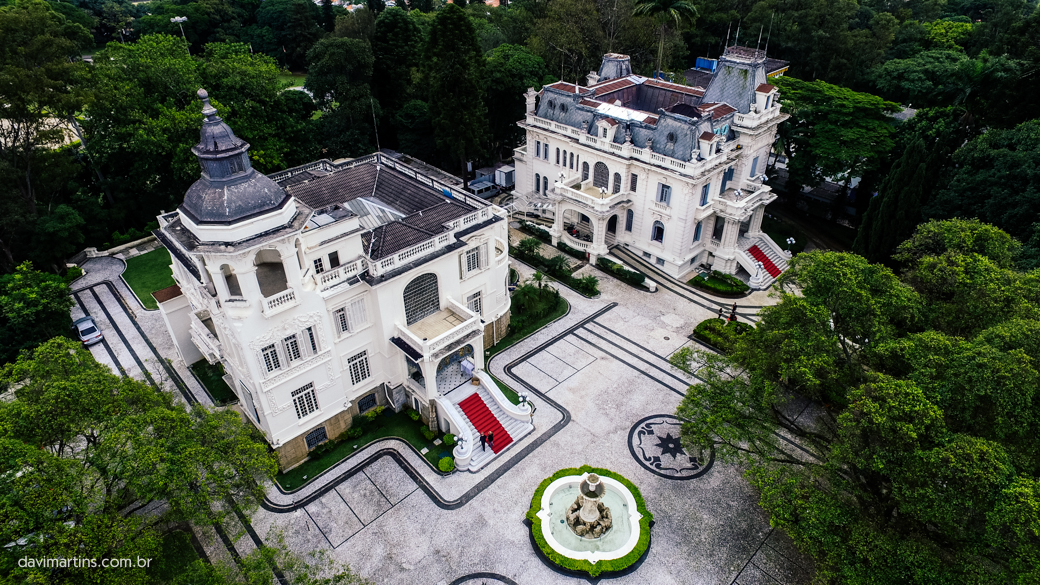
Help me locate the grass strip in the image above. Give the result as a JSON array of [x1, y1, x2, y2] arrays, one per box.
[[189, 360, 237, 405]]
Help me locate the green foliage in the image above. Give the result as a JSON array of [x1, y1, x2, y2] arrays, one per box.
[[372, 7, 422, 115], [424, 4, 487, 174], [518, 221, 551, 242], [122, 247, 175, 310], [443, 433, 456, 446], [395, 100, 435, 161], [253, 0, 322, 69], [508, 282, 563, 332], [421, 426, 436, 441], [0, 263, 74, 363], [306, 36, 377, 159], [63, 266, 84, 284], [526, 466, 652, 577], [438, 456, 455, 472], [484, 44, 548, 155], [0, 338, 278, 583], [407, 409, 421, 421], [189, 360, 237, 405], [596, 257, 646, 287], [692, 318, 752, 353], [773, 76, 900, 195], [555, 240, 586, 261], [632, 0, 697, 74], [671, 221, 1040, 583], [527, 0, 606, 82], [687, 270, 749, 295]]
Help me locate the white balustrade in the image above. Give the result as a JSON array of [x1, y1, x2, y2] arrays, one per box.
[[261, 288, 297, 316]]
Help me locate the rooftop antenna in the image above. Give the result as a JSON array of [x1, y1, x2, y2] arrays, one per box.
[[756, 25, 764, 54], [734, 22, 741, 48], [765, 13, 774, 55], [370, 97, 380, 153], [724, 22, 731, 51]]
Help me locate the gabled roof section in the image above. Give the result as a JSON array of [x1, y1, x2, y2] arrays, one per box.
[[362, 222, 437, 261], [643, 78, 704, 97], [545, 81, 587, 93], [699, 131, 719, 141], [756, 83, 777, 93]]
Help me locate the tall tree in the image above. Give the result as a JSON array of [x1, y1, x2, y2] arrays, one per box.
[[372, 7, 422, 115], [484, 44, 548, 157], [527, 0, 606, 83], [252, 0, 323, 69], [632, 0, 697, 75], [0, 263, 74, 363], [424, 3, 488, 183], [306, 36, 377, 158], [773, 76, 900, 197], [671, 221, 1040, 583], [0, 0, 92, 271]]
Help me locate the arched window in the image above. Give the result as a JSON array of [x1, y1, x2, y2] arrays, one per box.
[[612, 173, 621, 194], [556, 148, 560, 165], [582, 162, 589, 182], [625, 209, 634, 232], [562, 149, 567, 167], [403, 273, 439, 326], [651, 221, 664, 243], [569, 152, 574, 169], [543, 176, 548, 193], [535, 173, 541, 193], [593, 162, 609, 189]]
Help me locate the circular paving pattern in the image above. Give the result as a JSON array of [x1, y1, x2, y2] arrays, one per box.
[[628, 414, 714, 479], [449, 574, 519, 585]]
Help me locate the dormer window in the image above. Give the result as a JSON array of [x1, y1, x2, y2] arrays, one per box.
[[601, 127, 607, 138], [229, 155, 244, 174]]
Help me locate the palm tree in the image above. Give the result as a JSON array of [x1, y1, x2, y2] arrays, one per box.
[[633, 0, 698, 78]]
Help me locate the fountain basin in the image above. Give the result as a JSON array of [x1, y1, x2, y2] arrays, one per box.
[[527, 467, 652, 577]]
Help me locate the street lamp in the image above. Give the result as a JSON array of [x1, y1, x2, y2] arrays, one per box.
[[170, 16, 189, 55], [786, 237, 796, 252]]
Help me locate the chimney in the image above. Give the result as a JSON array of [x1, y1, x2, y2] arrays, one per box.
[[597, 53, 632, 83]]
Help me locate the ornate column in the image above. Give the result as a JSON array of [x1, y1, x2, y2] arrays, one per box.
[[524, 88, 538, 115], [550, 201, 562, 245], [747, 207, 765, 237], [712, 216, 741, 274], [589, 216, 609, 265]]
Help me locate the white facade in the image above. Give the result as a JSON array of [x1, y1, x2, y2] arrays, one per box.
[[158, 137, 512, 469], [513, 49, 793, 286]]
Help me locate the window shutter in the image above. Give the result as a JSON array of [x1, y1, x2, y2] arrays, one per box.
[[480, 244, 489, 269]]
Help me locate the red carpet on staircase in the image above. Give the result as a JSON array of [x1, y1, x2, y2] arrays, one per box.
[[458, 393, 513, 454], [747, 245, 782, 277]]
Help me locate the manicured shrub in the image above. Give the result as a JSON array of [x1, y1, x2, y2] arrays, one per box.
[[519, 220, 551, 242], [407, 409, 421, 421], [443, 434, 456, 446], [421, 427, 436, 441], [572, 274, 599, 296], [688, 270, 750, 295], [596, 258, 646, 287], [692, 318, 753, 353], [439, 456, 455, 473], [556, 241, 586, 261]]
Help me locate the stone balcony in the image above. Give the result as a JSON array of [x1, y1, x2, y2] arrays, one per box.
[[732, 104, 786, 130], [711, 179, 777, 222], [552, 177, 631, 216], [396, 298, 484, 363]]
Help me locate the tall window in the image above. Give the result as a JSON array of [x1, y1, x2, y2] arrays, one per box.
[[261, 344, 280, 372], [313, 258, 325, 274], [283, 334, 302, 362], [556, 148, 560, 165], [625, 209, 634, 232], [543, 144, 548, 160], [348, 350, 371, 386], [543, 176, 548, 193], [700, 183, 710, 206], [305, 326, 318, 353], [403, 273, 439, 325], [693, 222, 702, 242], [601, 127, 607, 138], [657, 184, 672, 205], [328, 251, 340, 269], [292, 383, 318, 419], [593, 162, 609, 189], [334, 296, 368, 335], [465, 247, 482, 273], [562, 149, 567, 167], [651, 221, 665, 243], [569, 152, 574, 169], [535, 173, 541, 193], [466, 290, 483, 316], [612, 173, 621, 194], [750, 156, 759, 177], [582, 162, 589, 182], [630, 173, 638, 192], [536, 141, 541, 158]]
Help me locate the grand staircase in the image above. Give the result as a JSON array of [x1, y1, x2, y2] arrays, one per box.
[[746, 245, 782, 277], [455, 386, 528, 469], [738, 235, 789, 286]]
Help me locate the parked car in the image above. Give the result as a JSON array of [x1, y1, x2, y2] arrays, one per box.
[[73, 316, 103, 346]]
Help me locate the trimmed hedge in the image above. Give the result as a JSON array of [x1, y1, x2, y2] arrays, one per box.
[[693, 318, 753, 353], [526, 466, 653, 577], [513, 244, 599, 298], [556, 241, 587, 261], [518, 220, 551, 242], [688, 270, 750, 295], [438, 456, 455, 472], [596, 258, 646, 288]]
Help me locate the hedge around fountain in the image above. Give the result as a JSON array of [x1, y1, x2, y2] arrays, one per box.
[[526, 465, 653, 577]]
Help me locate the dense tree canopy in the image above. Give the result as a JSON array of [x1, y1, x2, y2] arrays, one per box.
[[0, 263, 74, 363], [672, 220, 1040, 584]]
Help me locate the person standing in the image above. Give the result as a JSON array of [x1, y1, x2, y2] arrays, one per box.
[[487, 430, 495, 451], [479, 432, 487, 452], [717, 307, 725, 320]]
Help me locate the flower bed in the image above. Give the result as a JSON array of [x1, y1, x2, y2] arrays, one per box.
[[518, 220, 552, 242], [692, 318, 753, 353], [513, 238, 599, 297], [526, 465, 652, 577], [688, 270, 749, 295]]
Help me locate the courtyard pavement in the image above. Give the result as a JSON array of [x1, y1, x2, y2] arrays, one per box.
[[71, 250, 813, 584]]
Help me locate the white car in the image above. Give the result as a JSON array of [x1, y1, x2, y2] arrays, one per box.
[[73, 316, 103, 346]]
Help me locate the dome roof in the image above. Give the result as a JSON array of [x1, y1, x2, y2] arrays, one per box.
[[180, 89, 290, 226]]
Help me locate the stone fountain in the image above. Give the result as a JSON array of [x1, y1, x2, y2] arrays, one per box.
[[565, 473, 613, 538]]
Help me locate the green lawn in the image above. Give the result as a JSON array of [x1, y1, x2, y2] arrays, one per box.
[[190, 360, 237, 405], [761, 212, 808, 255], [123, 248, 174, 310], [491, 374, 521, 405], [276, 71, 306, 88], [148, 530, 201, 584], [277, 409, 444, 490], [486, 295, 568, 358]]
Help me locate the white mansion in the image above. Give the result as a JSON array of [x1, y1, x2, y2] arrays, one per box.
[[514, 47, 792, 287], [154, 90, 529, 471]]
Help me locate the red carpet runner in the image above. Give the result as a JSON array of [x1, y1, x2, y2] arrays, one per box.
[[458, 392, 513, 454], [747, 245, 782, 277]]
